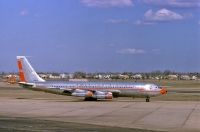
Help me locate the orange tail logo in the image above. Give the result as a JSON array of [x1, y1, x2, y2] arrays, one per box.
[[17, 59, 26, 82]]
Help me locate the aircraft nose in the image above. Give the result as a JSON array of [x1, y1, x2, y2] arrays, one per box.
[[160, 88, 167, 95]]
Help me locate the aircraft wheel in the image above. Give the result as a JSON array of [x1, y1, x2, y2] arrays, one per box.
[[146, 97, 150, 102]]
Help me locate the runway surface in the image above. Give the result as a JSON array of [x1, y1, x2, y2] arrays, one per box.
[[0, 82, 200, 131]]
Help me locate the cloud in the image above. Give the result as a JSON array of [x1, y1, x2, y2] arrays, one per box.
[[81, 0, 133, 7], [20, 9, 29, 16], [144, 8, 184, 22], [143, 0, 200, 8], [151, 49, 161, 54], [106, 19, 129, 24], [134, 20, 155, 25], [117, 48, 146, 54], [135, 8, 184, 25]]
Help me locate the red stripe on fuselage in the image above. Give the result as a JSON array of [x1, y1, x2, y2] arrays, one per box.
[[59, 86, 159, 92]]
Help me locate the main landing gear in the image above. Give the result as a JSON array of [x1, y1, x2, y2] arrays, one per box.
[[146, 96, 150, 102]]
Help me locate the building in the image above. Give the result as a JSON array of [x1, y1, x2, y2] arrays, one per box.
[[180, 75, 190, 80], [167, 75, 178, 80], [6, 75, 18, 84], [119, 74, 129, 80], [131, 74, 143, 79]]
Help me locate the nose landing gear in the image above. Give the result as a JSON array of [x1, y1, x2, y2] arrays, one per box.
[[146, 96, 150, 102]]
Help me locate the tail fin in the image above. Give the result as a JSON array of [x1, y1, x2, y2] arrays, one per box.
[[17, 56, 45, 83]]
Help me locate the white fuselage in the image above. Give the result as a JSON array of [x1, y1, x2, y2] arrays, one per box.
[[33, 81, 163, 97]]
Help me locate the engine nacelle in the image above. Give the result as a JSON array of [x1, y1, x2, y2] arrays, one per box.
[[72, 89, 113, 100], [94, 91, 113, 99], [109, 90, 121, 97], [72, 89, 93, 97]]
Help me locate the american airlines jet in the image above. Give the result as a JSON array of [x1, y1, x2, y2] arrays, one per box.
[[17, 56, 167, 102]]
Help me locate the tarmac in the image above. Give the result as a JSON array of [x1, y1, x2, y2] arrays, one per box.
[[0, 82, 200, 132]]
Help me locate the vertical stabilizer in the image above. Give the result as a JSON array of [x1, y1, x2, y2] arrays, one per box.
[[17, 56, 45, 83]]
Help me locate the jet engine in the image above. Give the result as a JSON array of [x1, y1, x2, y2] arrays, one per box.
[[94, 91, 113, 99], [72, 89, 113, 100], [71, 89, 93, 97]]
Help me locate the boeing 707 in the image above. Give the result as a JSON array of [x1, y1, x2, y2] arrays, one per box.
[[17, 56, 167, 102]]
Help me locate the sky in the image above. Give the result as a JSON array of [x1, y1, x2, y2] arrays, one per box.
[[0, 0, 200, 73]]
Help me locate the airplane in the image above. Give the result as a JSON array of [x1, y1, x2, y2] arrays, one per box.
[[16, 56, 167, 102]]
